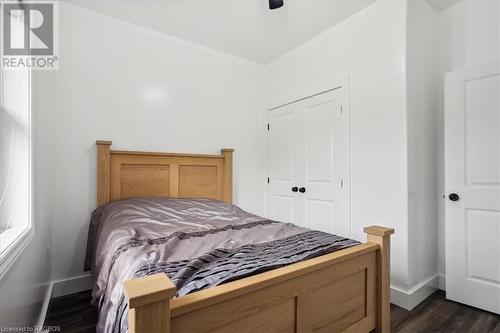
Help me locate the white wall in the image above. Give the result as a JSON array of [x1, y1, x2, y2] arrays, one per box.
[[406, 0, 438, 288], [34, 3, 266, 283], [436, 0, 500, 283], [265, 0, 410, 288]]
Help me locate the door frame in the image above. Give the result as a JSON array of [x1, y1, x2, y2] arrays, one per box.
[[265, 75, 352, 236]]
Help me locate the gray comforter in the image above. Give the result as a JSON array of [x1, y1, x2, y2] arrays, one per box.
[[85, 198, 359, 333]]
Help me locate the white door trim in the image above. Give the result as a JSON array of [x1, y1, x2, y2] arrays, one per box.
[[268, 74, 350, 111]]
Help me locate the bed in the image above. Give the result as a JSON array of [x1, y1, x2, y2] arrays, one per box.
[[91, 140, 394, 333]]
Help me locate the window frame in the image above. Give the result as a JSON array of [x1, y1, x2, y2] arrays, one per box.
[[0, 34, 34, 280]]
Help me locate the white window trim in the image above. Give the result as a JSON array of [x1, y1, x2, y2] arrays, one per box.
[[0, 225, 34, 280], [0, 40, 33, 280]]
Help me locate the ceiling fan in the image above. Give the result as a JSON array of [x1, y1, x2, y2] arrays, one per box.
[[269, 0, 284, 10]]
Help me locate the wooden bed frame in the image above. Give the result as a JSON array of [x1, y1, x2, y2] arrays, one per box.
[[96, 141, 394, 333]]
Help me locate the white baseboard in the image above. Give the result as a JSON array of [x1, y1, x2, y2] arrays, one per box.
[[36, 281, 54, 331], [51, 273, 92, 298], [390, 274, 439, 310], [438, 273, 446, 290], [35, 275, 91, 331]]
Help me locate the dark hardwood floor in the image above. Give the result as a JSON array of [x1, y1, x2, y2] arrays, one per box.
[[45, 290, 499, 332], [391, 291, 500, 332], [45, 290, 97, 333]]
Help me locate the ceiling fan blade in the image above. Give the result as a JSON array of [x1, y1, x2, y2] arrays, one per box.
[[269, 0, 284, 10]]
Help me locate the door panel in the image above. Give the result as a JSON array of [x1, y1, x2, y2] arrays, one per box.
[[273, 114, 294, 181], [268, 105, 301, 226], [465, 74, 500, 185], [306, 199, 335, 233], [306, 100, 335, 182], [466, 209, 500, 284], [272, 195, 294, 225], [445, 61, 500, 314], [302, 90, 349, 236]]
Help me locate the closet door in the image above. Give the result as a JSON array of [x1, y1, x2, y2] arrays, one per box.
[[268, 102, 302, 226], [299, 89, 349, 235], [268, 88, 349, 235]]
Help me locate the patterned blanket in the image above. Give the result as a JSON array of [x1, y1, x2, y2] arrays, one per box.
[[85, 198, 360, 333]]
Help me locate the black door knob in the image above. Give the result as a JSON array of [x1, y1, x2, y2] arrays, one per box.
[[449, 193, 460, 201], [299, 187, 306, 193], [292, 187, 298, 192]]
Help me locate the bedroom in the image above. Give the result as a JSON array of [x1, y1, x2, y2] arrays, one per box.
[[0, 0, 499, 332]]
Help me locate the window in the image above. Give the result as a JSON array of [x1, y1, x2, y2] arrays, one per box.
[[0, 18, 33, 278]]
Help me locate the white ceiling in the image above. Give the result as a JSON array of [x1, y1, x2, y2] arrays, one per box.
[[426, 0, 463, 12], [69, 0, 376, 64], [70, 0, 463, 65]]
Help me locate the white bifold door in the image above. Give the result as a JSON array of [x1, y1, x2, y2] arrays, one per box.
[[445, 61, 500, 314], [268, 88, 350, 236]]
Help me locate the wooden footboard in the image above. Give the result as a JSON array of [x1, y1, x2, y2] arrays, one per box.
[[123, 226, 394, 333]]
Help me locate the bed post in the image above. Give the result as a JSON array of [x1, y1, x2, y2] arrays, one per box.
[[96, 140, 112, 207], [364, 225, 394, 333], [221, 148, 234, 204], [123, 273, 177, 333]]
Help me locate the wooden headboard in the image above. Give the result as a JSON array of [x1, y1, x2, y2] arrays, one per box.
[[96, 141, 234, 206]]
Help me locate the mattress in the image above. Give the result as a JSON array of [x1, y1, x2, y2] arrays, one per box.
[[85, 197, 360, 333]]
